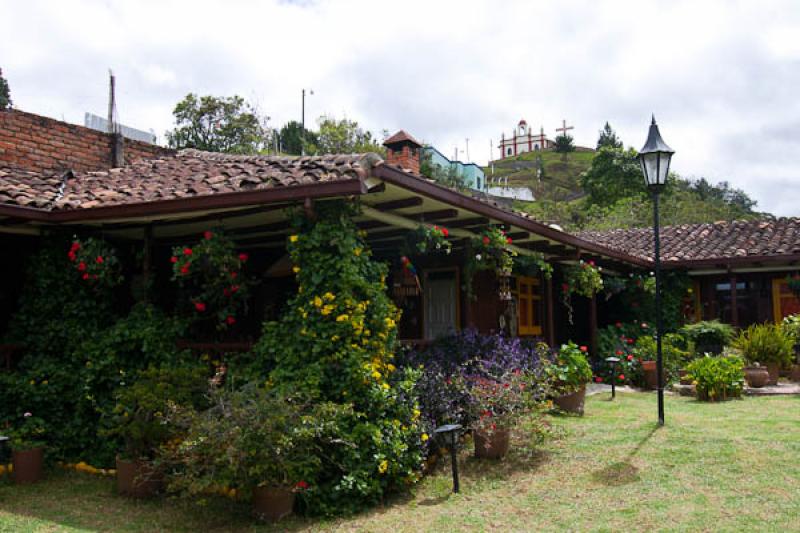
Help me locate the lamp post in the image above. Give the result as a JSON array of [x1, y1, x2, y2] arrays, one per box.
[[301, 88, 314, 155], [638, 116, 674, 426]]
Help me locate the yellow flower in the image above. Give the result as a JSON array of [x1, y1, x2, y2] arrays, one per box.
[[354, 247, 362, 256], [313, 296, 323, 307], [293, 266, 301, 273], [381, 383, 390, 390], [321, 305, 334, 316], [384, 317, 396, 329], [372, 370, 382, 380], [29, 380, 35, 385], [387, 363, 396, 372], [324, 292, 335, 301], [289, 235, 299, 243], [336, 314, 349, 322], [421, 433, 429, 442], [42, 380, 48, 385], [378, 460, 389, 474], [412, 408, 421, 420]]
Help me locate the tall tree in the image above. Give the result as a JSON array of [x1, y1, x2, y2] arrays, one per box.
[[596, 122, 623, 149], [278, 120, 318, 155], [579, 146, 645, 206], [316, 115, 384, 155], [0, 68, 11, 110], [165, 94, 267, 154]]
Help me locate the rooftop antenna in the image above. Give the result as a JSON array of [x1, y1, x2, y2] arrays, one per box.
[[465, 138, 470, 162]]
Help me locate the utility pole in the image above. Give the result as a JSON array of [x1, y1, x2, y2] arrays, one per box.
[[301, 88, 313, 155], [465, 138, 470, 161]]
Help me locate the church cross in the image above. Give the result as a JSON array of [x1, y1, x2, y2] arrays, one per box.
[[555, 119, 574, 137]]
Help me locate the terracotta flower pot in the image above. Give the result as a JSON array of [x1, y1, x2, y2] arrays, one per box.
[[554, 384, 586, 415], [744, 366, 770, 388], [116, 457, 163, 498], [473, 428, 510, 459], [641, 360, 662, 390], [678, 369, 692, 386], [765, 362, 780, 386], [252, 486, 295, 521], [12, 447, 44, 485]]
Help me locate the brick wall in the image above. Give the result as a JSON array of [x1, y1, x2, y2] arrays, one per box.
[[0, 109, 173, 174]]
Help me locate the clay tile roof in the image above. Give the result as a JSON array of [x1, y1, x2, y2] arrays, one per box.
[[577, 218, 800, 262], [0, 150, 378, 211], [383, 130, 422, 147]]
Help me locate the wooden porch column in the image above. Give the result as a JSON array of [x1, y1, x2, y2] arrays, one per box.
[[590, 294, 598, 356], [142, 225, 153, 302], [546, 275, 555, 347], [730, 273, 738, 328]]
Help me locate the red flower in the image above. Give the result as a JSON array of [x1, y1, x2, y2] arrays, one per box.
[[204, 231, 213, 240], [238, 253, 249, 262], [223, 288, 231, 297], [225, 315, 236, 325], [627, 338, 635, 345], [491, 423, 497, 430], [170, 256, 178, 264], [615, 350, 623, 356], [441, 227, 449, 237], [482, 236, 490, 245], [295, 480, 309, 490], [230, 285, 239, 293], [562, 283, 570, 293], [627, 354, 634, 361], [503, 383, 510, 388], [71, 242, 80, 252], [618, 374, 625, 381], [579, 345, 588, 352], [77, 262, 87, 272], [180, 265, 190, 275], [82, 273, 89, 280], [589, 260, 595, 266], [506, 237, 513, 244], [194, 302, 206, 312], [183, 248, 193, 256], [68, 251, 76, 261], [615, 321, 622, 328], [95, 256, 104, 264], [230, 271, 238, 279], [595, 377, 603, 383]]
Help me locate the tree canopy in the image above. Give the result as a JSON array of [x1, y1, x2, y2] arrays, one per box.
[[165, 94, 267, 154], [554, 134, 575, 154], [0, 68, 11, 110], [278, 121, 317, 156], [579, 146, 645, 206], [596, 122, 622, 149], [316, 116, 385, 155]]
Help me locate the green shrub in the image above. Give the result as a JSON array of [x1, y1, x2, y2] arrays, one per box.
[[634, 333, 691, 383], [732, 323, 794, 368], [162, 384, 348, 500], [6, 412, 47, 451], [103, 364, 209, 461], [681, 320, 735, 354], [781, 314, 800, 344], [547, 342, 593, 394], [686, 355, 745, 401]]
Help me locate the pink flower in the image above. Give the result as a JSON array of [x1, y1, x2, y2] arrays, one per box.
[[82, 273, 90, 280], [627, 354, 634, 361], [194, 302, 206, 312], [170, 256, 178, 264], [594, 377, 603, 383], [579, 346, 588, 352], [618, 374, 625, 380], [238, 253, 249, 262], [225, 316, 236, 325], [95, 256, 104, 264]]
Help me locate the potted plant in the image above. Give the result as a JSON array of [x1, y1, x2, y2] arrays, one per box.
[[781, 314, 800, 381], [161, 384, 333, 521], [547, 342, 593, 414], [686, 354, 745, 401], [743, 362, 770, 388], [681, 320, 735, 357], [732, 323, 794, 386], [467, 369, 533, 459], [104, 365, 208, 498], [8, 411, 46, 484]]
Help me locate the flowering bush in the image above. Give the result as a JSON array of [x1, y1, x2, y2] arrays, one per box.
[[547, 342, 593, 394], [170, 230, 253, 330], [470, 227, 515, 274], [469, 369, 534, 435], [411, 224, 451, 255], [103, 365, 209, 461], [397, 329, 553, 452], [7, 411, 47, 451], [161, 384, 348, 500], [253, 201, 424, 515], [67, 237, 123, 288], [561, 260, 603, 324], [782, 313, 800, 343], [686, 354, 745, 401], [593, 321, 648, 386]]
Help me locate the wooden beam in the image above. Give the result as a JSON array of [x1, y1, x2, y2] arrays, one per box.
[[447, 217, 489, 228], [369, 197, 424, 211], [407, 209, 459, 222], [506, 231, 529, 241]]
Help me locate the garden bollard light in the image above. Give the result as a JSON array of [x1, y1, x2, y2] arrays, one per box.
[[433, 423, 463, 493], [605, 356, 620, 399]]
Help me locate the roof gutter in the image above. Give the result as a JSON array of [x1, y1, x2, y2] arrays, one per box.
[[373, 163, 652, 268]]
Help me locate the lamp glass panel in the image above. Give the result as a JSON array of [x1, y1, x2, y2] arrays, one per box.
[[642, 153, 661, 186], [657, 152, 672, 184]]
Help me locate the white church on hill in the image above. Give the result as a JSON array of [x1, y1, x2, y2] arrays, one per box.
[[497, 119, 554, 159]]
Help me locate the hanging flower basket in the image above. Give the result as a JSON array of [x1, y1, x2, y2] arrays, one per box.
[[411, 225, 452, 255], [465, 227, 516, 299], [561, 260, 603, 324]]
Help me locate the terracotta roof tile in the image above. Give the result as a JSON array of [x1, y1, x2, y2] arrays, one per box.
[[383, 130, 422, 146], [577, 219, 800, 262], [0, 149, 377, 211]]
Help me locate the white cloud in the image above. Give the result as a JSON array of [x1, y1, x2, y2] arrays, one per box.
[[1, 0, 799, 215]]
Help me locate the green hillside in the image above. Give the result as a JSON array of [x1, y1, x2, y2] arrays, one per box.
[[484, 149, 595, 201]]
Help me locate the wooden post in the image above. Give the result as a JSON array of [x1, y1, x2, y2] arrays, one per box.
[[590, 294, 598, 356], [142, 225, 153, 302], [546, 275, 556, 347], [463, 241, 474, 329], [730, 273, 738, 328]]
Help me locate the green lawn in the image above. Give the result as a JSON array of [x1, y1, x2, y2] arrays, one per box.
[[2, 393, 799, 532]]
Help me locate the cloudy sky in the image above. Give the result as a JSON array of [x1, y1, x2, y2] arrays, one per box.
[[2, 0, 800, 215]]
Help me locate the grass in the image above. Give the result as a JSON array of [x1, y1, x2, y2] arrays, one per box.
[[485, 150, 595, 201], [1, 393, 799, 532]]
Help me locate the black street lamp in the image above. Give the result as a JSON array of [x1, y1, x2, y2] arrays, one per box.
[[638, 116, 674, 426]]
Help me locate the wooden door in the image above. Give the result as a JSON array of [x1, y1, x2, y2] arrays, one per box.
[[516, 276, 542, 336], [424, 270, 458, 340]]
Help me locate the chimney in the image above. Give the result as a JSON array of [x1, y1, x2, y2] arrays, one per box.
[[383, 130, 422, 174]]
